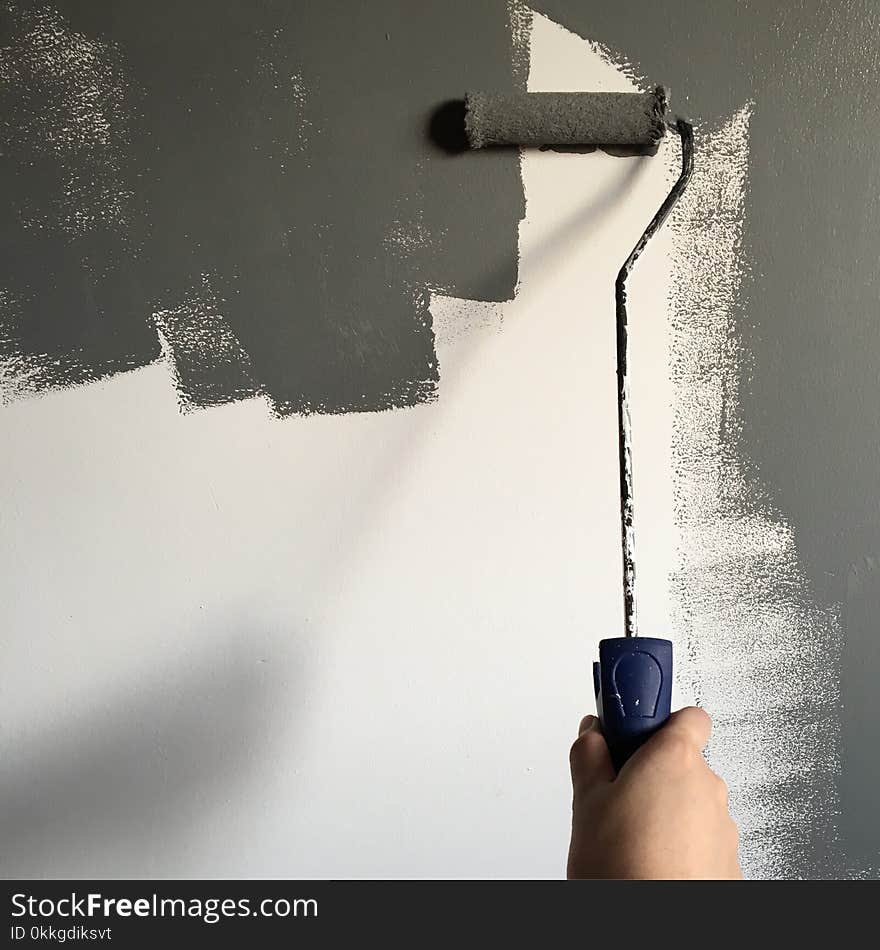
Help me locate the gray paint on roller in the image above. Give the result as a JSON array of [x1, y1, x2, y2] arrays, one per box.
[[464, 89, 667, 148], [533, 0, 880, 876], [0, 0, 525, 414]]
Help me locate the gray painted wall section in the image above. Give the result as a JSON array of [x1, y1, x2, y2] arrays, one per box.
[[1, 0, 524, 413], [536, 0, 879, 873]]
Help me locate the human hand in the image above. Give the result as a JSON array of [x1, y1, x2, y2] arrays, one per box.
[[567, 707, 742, 879]]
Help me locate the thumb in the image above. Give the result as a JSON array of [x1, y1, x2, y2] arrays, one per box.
[[622, 705, 713, 777], [569, 714, 615, 792], [657, 705, 712, 752]]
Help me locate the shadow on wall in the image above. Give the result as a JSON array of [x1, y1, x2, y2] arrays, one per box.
[[0, 636, 297, 877], [428, 95, 658, 303], [298, 156, 653, 615]]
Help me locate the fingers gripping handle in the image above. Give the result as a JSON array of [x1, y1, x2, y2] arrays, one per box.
[[593, 637, 673, 772]]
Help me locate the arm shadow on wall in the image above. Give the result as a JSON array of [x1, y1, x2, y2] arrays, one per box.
[[426, 101, 653, 302], [0, 635, 299, 877], [304, 131, 652, 613], [428, 99, 651, 295]]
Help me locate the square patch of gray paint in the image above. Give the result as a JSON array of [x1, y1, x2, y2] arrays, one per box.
[[0, 0, 526, 414]]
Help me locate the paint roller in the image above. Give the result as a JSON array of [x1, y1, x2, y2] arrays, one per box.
[[464, 87, 694, 772]]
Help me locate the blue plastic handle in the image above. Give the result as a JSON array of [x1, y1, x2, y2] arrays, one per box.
[[593, 637, 673, 772]]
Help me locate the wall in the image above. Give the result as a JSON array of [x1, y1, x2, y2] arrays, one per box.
[[1, 1, 877, 879], [543, 0, 880, 876]]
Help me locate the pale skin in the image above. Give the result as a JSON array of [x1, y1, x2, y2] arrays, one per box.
[[567, 707, 743, 879]]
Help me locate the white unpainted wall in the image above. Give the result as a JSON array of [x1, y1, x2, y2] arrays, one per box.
[[0, 14, 694, 878]]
